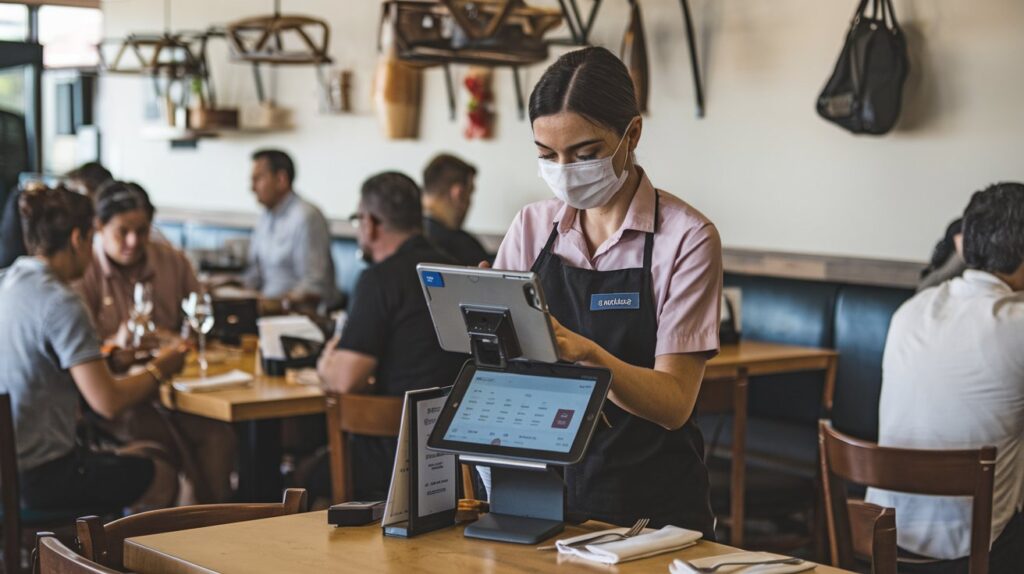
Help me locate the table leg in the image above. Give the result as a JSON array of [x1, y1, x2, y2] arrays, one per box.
[[236, 419, 283, 502], [730, 368, 749, 547]]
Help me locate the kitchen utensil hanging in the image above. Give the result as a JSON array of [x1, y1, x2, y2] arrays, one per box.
[[620, 0, 649, 114], [99, 0, 201, 78], [98, 0, 228, 131], [225, 0, 333, 106], [380, 0, 562, 120], [553, 0, 706, 118]]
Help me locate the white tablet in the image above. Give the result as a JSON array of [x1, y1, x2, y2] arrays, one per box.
[[416, 263, 560, 365]]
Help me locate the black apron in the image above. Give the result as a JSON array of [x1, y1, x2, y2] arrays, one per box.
[[531, 192, 716, 537]]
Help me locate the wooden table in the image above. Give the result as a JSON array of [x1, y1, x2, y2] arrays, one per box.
[[160, 349, 325, 423], [700, 341, 838, 547], [163, 342, 837, 538], [161, 350, 326, 501], [124, 510, 854, 574]]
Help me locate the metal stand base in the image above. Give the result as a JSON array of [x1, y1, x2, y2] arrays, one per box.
[[464, 465, 565, 544], [465, 513, 564, 545]]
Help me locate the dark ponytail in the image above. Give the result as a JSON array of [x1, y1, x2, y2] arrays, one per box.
[[18, 186, 94, 256], [95, 181, 155, 225], [528, 46, 639, 135]]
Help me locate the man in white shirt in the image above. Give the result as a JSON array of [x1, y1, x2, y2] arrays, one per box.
[[867, 182, 1024, 574], [243, 149, 339, 310]]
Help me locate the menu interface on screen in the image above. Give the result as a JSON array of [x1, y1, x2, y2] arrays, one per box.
[[444, 371, 597, 453]]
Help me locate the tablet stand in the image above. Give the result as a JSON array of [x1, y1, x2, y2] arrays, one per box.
[[460, 305, 522, 369], [460, 457, 564, 544], [457, 306, 569, 544]]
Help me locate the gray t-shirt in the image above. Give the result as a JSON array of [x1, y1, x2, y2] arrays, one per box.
[[0, 257, 102, 471]]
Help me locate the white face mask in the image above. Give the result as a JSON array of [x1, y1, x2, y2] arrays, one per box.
[[537, 126, 632, 210]]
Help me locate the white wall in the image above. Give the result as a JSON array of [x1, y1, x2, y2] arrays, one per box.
[[99, 0, 1024, 262]]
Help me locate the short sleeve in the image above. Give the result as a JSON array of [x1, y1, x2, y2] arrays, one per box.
[[493, 209, 526, 271], [338, 268, 388, 358], [655, 223, 723, 357], [47, 291, 103, 369]]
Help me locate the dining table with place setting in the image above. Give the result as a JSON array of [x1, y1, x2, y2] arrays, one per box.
[[122, 510, 854, 574]]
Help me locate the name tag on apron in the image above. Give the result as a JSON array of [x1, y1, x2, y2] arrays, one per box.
[[590, 292, 641, 311]]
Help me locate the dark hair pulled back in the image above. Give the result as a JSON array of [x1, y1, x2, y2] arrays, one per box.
[[95, 181, 156, 224], [528, 46, 639, 135], [18, 186, 94, 256]]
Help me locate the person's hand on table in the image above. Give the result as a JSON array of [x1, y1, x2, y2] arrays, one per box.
[[104, 346, 138, 374], [550, 316, 600, 365], [148, 338, 190, 382]]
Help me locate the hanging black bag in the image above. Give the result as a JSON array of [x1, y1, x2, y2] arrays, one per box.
[[817, 0, 909, 135]]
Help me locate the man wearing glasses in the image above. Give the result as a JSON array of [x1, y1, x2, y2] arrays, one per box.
[[316, 171, 463, 501]]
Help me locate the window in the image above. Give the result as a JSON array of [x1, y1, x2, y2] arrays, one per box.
[[0, 4, 27, 41], [39, 5, 102, 68]]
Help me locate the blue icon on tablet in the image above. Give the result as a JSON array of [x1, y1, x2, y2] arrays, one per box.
[[422, 271, 445, 288]]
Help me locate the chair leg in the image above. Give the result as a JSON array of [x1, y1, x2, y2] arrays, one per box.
[[5, 527, 23, 574], [153, 407, 215, 503]]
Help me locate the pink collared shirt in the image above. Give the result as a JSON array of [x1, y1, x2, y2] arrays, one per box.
[[495, 171, 722, 357]]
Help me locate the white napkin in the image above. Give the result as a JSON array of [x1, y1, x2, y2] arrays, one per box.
[[556, 525, 702, 564], [172, 369, 253, 393], [670, 552, 814, 574]]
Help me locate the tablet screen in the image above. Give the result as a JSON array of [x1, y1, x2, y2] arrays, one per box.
[[443, 370, 597, 453]]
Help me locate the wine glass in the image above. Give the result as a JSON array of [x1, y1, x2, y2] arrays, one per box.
[[182, 291, 215, 377], [127, 282, 155, 348]]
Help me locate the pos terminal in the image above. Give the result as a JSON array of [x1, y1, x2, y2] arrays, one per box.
[[417, 264, 612, 544]]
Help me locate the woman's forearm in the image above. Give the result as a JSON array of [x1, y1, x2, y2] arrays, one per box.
[[585, 346, 707, 430]]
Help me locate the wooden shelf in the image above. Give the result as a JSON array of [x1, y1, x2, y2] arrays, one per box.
[[142, 125, 293, 141]]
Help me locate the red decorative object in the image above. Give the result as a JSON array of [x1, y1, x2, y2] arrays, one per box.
[[464, 68, 494, 140]]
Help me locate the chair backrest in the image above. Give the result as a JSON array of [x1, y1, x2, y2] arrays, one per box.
[[325, 393, 403, 503], [34, 532, 119, 574], [819, 420, 996, 574], [2, 393, 24, 574], [76, 488, 307, 571], [844, 501, 897, 574]]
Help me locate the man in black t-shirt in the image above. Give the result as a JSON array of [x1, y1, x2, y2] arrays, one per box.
[[316, 171, 465, 500], [422, 153, 491, 266]]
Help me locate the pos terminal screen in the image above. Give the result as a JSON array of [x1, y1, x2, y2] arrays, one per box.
[[443, 370, 597, 453]]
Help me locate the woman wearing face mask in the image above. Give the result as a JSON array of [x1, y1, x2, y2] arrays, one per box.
[[492, 47, 722, 536]]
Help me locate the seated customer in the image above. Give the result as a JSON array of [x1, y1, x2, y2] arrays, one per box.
[[917, 217, 966, 292], [243, 149, 339, 310], [77, 181, 199, 340], [0, 186, 184, 512], [1, 162, 112, 269], [867, 183, 1024, 574], [75, 181, 237, 503], [317, 172, 465, 500], [422, 153, 490, 266]]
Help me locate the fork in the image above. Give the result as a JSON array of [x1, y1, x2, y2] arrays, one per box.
[[536, 517, 650, 551], [678, 557, 804, 573]]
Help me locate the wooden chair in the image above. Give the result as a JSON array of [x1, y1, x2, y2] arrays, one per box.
[[324, 393, 403, 503], [76, 488, 307, 571], [32, 532, 118, 574], [819, 420, 996, 574], [3, 394, 121, 574], [2, 393, 22, 574]]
